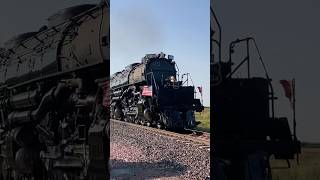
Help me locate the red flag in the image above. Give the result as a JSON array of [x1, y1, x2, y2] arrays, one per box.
[[197, 86, 203, 95], [280, 80, 293, 106], [142, 86, 153, 96]]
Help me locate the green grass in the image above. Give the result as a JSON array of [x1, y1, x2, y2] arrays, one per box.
[[271, 147, 320, 180], [194, 107, 210, 132]]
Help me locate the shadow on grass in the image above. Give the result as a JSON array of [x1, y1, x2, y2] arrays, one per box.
[[194, 126, 210, 133]]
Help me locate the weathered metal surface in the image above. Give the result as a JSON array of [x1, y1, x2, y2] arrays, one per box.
[[0, 3, 109, 86], [0, 1, 110, 179]]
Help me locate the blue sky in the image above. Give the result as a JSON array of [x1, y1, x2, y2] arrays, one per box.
[[111, 0, 210, 106]]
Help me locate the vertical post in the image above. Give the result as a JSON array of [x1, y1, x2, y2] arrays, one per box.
[[293, 79, 296, 141], [246, 39, 250, 78], [292, 78, 300, 165], [187, 73, 189, 86], [210, 5, 222, 63], [201, 87, 203, 105], [0, 109, 4, 128]]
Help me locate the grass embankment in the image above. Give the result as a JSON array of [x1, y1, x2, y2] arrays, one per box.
[[194, 107, 210, 132], [271, 145, 320, 180]]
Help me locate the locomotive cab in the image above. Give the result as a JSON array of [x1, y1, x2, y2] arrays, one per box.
[[211, 37, 301, 179]]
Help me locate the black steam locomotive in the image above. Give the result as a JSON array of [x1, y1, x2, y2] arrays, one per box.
[[211, 2, 300, 179], [0, 1, 109, 179], [110, 53, 204, 130]]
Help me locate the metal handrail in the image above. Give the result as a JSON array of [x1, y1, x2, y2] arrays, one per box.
[[210, 5, 222, 63], [146, 72, 159, 94], [228, 37, 275, 121]]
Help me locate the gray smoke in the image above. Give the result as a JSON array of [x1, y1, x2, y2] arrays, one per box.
[[111, 1, 164, 70]]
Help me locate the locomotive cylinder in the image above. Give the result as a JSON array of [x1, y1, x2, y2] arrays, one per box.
[[7, 80, 84, 127], [9, 90, 39, 109], [7, 111, 33, 126]]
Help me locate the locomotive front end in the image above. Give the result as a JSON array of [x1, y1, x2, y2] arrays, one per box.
[[110, 53, 203, 131], [142, 53, 204, 130]]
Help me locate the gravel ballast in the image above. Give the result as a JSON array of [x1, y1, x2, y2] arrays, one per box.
[[110, 120, 210, 180]]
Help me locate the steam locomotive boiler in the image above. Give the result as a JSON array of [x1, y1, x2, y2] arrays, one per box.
[[211, 2, 301, 179], [0, 1, 109, 179], [110, 53, 204, 130]]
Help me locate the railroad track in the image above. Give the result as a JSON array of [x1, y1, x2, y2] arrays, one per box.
[[110, 119, 210, 148]]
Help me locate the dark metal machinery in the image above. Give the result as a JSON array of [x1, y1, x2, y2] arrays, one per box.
[[0, 1, 110, 179], [110, 53, 204, 131], [211, 1, 301, 179]]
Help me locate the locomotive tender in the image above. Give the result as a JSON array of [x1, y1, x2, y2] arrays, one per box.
[[110, 53, 204, 130], [0, 1, 109, 179]]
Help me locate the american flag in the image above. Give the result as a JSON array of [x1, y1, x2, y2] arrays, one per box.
[[142, 85, 153, 96], [280, 79, 295, 108], [280, 80, 292, 100], [197, 86, 203, 95]]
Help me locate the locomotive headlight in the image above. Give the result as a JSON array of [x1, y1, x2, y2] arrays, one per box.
[[170, 76, 176, 82]]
